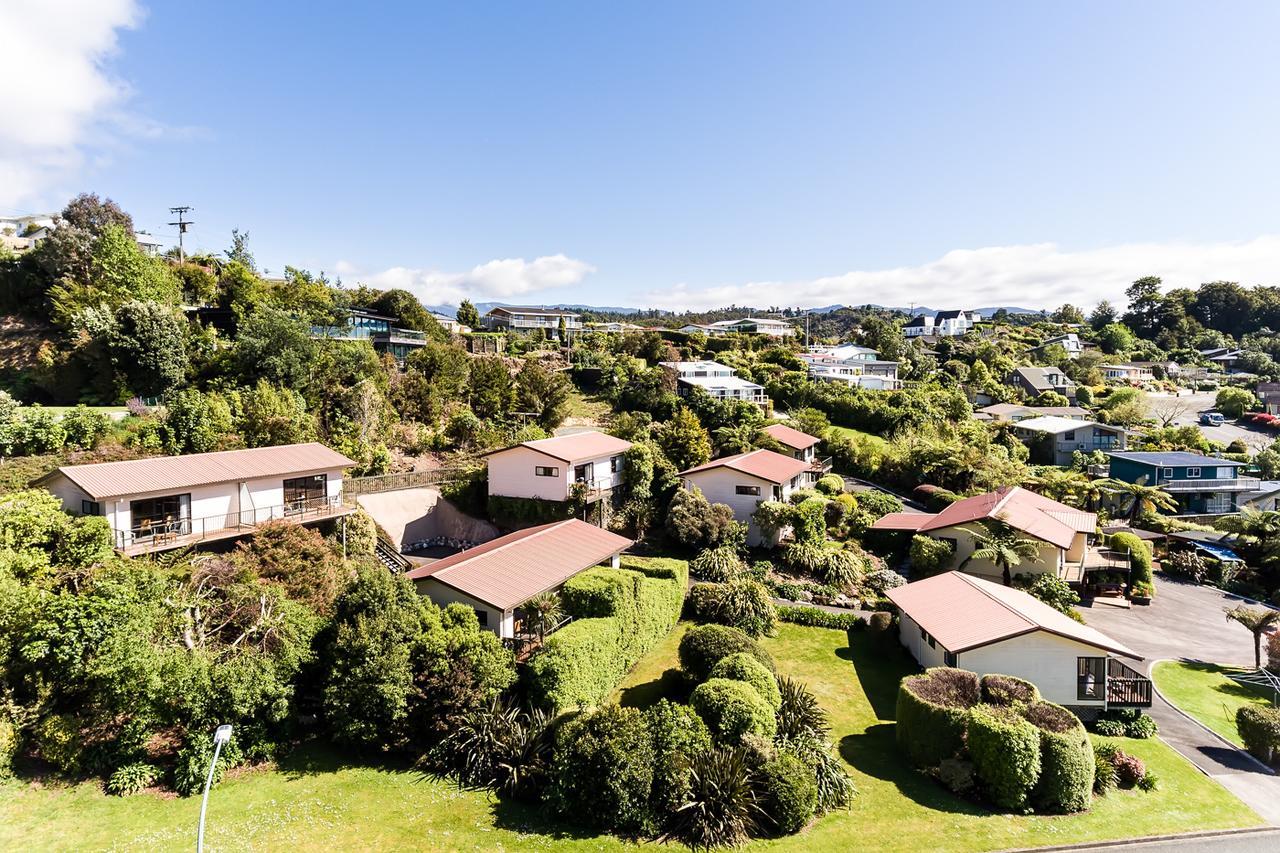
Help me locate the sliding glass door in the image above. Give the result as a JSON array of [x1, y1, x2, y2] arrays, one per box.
[[284, 474, 328, 514]]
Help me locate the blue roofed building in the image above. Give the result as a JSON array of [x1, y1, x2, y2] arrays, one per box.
[[1105, 451, 1261, 516]]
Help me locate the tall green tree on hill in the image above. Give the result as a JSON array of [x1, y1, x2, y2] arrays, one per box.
[[456, 299, 482, 330], [1122, 276, 1166, 338], [109, 301, 189, 397]]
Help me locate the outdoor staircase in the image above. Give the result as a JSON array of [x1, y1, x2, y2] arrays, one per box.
[[374, 533, 411, 574]]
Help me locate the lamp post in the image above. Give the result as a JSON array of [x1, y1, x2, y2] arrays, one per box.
[[196, 724, 233, 853]]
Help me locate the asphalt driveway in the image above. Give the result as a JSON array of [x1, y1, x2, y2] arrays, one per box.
[[1076, 574, 1280, 824]]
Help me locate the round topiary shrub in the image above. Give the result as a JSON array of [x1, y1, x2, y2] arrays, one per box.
[[966, 705, 1042, 811], [1023, 702, 1092, 814], [645, 699, 713, 818], [980, 674, 1041, 707], [1237, 705, 1280, 763], [815, 473, 845, 496], [679, 624, 776, 682], [894, 668, 979, 768], [711, 652, 782, 710], [757, 750, 819, 835], [547, 705, 657, 834], [691, 678, 778, 745]]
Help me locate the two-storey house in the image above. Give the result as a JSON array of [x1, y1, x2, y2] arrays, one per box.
[[1008, 366, 1077, 402], [485, 431, 632, 504], [1105, 451, 1261, 516], [678, 449, 811, 546], [1012, 416, 1127, 466], [483, 306, 583, 339], [660, 360, 770, 411], [311, 307, 430, 363], [903, 309, 981, 338], [800, 348, 900, 390], [1029, 333, 1084, 359]]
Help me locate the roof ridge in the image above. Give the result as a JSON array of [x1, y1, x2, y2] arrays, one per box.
[[430, 520, 574, 579], [57, 441, 323, 471], [953, 573, 1036, 629]]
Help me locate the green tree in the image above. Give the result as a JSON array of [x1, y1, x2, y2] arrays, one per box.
[[225, 228, 255, 270], [657, 407, 712, 471], [162, 389, 222, 453], [1103, 478, 1178, 523], [369, 289, 444, 338], [1096, 322, 1135, 355], [108, 301, 188, 397], [235, 381, 315, 446], [1225, 606, 1280, 669], [1122, 276, 1165, 337], [1052, 304, 1085, 324], [1215, 387, 1258, 419], [513, 358, 572, 429], [455, 299, 482, 330], [469, 356, 514, 420], [960, 521, 1043, 586], [234, 305, 317, 390], [1089, 300, 1118, 331]]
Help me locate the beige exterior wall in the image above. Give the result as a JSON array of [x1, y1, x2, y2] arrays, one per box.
[[924, 524, 1065, 581], [416, 578, 514, 638], [957, 632, 1109, 708], [487, 447, 625, 501], [682, 467, 800, 547]]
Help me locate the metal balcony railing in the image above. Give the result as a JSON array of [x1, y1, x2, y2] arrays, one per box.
[[1159, 477, 1260, 492], [113, 495, 350, 552]]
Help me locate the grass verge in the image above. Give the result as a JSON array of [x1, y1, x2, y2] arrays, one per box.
[[1152, 659, 1277, 746]]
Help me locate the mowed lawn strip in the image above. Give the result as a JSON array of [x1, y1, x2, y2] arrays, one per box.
[[1152, 660, 1277, 747]]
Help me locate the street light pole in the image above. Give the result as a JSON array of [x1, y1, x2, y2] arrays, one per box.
[[196, 724, 233, 853]]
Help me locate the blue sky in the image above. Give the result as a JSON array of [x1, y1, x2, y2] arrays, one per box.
[[4, 1, 1280, 310]]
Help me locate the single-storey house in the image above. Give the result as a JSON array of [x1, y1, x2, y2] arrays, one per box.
[[1106, 451, 1261, 516], [1011, 416, 1126, 466], [679, 449, 812, 546], [405, 519, 632, 639], [1242, 481, 1280, 512], [871, 486, 1099, 583], [35, 443, 356, 554], [888, 572, 1150, 713], [1007, 366, 1077, 402], [1101, 363, 1155, 383], [1029, 333, 1083, 359], [485, 431, 632, 503], [974, 403, 1092, 423]]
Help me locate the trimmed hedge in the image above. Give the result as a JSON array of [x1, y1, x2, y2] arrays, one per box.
[[690, 678, 778, 744], [967, 705, 1042, 811], [546, 705, 656, 834], [710, 652, 782, 710], [980, 674, 1041, 707], [678, 624, 775, 682], [1237, 705, 1280, 763], [1027, 703, 1093, 814], [1109, 531, 1153, 586], [528, 559, 687, 709], [895, 669, 978, 768], [777, 606, 865, 630], [758, 751, 819, 834]]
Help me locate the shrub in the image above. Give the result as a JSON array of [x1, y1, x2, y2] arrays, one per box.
[[711, 652, 782, 710], [430, 698, 554, 798], [1137, 771, 1159, 791], [1237, 706, 1280, 763], [0, 715, 16, 779], [547, 706, 656, 834], [646, 700, 713, 819], [106, 762, 159, 796], [937, 757, 976, 796], [980, 674, 1040, 706], [173, 730, 244, 797], [691, 546, 746, 582], [866, 611, 893, 636], [821, 547, 865, 588], [529, 560, 687, 709], [1092, 718, 1126, 737], [1109, 531, 1153, 586], [757, 751, 818, 835], [33, 713, 82, 774], [815, 474, 844, 496], [1113, 752, 1146, 788], [691, 678, 778, 745], [1026, 705, 1093, 814], [784, 733, 856, 812], [909, 535, 954, 577], [865, 568, 906, 594], [782, 540, 828, 575], [895, 669, 979, 768], [713, 577, 778, 638], [1092, 746, 1117, 795], [1163, 549, 1209, 583], [666, 747, 762, 849], [679, 624, 775, 682], [1125, 714, 1158, 739], [777, 606, 864, 630], [776, 676, 830, 741], [966, 705, 1042, 810], [1023, 574, 1081, 616]]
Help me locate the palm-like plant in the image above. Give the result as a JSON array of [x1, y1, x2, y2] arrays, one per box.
[[1225, 605, 1280, 669], [668, 747, 763, 850], [960, 520, 1043, 586], [523, 592, 562, 644], [1026, 469, 1089, 507], [1218, 509, 1280, 560], [713, 423, 759, 455], [1102, 477, 1178, 523]]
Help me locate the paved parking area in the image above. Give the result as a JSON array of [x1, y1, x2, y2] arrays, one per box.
[[1147, 391, 1274, 451]]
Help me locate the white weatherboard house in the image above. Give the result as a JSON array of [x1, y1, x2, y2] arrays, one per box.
[[406, 519, 632, 639], [660, 360, 770, 410], [678, 449, 811, 546], [485, 431, 632, 502], [888, 572, 1151, 714], [35, 443, 356, 554], [1011, 415, 1127, 467]]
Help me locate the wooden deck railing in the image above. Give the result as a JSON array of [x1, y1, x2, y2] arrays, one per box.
[[1107, 658, 1153, 707]]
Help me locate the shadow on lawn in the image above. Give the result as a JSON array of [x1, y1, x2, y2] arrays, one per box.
[[837, 637, 912, 722], [617, 668, 691, 710], [839, 726, 990, 816], [490, 795, 619, 841], [276, 743, 416, 779]]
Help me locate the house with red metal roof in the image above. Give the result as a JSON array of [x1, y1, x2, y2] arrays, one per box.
[[485, 430, 632, 504], [887, 572, 1150, 713], [405, 518, 632, 638], [678, 449, 812, 546], [872, 486, 1100, 583], [35, 443, 356, 555]]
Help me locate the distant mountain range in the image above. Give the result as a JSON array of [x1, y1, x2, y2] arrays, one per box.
[[427, 301, 1046, 319]]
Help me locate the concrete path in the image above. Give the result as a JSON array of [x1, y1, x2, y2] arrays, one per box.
[[1075, 574, 1280, 824], [1049, 827, 1280, 852]]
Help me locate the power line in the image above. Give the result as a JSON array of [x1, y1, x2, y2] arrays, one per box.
[[168, 206, 194, 262]]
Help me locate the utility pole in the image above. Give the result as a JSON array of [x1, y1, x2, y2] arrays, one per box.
[[168, 206, 194, 263]]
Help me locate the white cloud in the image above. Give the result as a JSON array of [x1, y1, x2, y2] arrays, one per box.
[[0, 0, 143, 209], [648, 236, 1280, 311], [361, 254, 597, 305]]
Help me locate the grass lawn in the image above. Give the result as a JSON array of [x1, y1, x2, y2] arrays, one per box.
[[0, 625, 1262, 852], [1152, 660, 1278, 747], [828, 425, 889, 455], [562, 390, 613, 427]]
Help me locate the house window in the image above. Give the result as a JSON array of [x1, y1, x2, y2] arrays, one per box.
[[474, 608, 488, 626], [736, 485, 761, 496], [1063, 431, 1075, 440], [927, 635, 936, 649], [1077, 657, 1106, 700], [919, 626, 927, 640], [535, 466, 559, 477], [944, 651, 957, 667], [81, 500, 101, 516], [130, 493, 191, 537], [1161, 467, 1174, 479], [610, 455, 622, 473], [284, 473, 328, 512], [1186, 467, 1201, 478]]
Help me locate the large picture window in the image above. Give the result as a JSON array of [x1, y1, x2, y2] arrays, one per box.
[[130, 493, 191, 537], [735, 485, 761, 496], [1077, 656, 1106, 700], [284, 473, 328, 513]]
